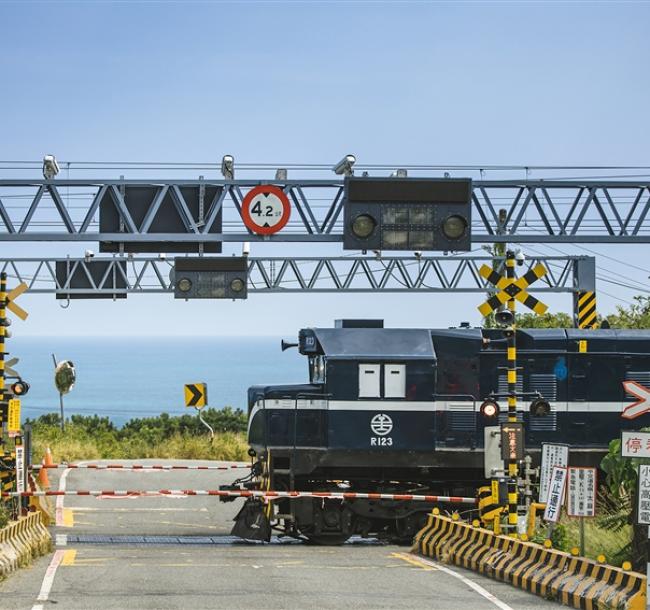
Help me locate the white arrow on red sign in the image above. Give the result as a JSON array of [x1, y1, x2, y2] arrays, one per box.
[[622, 380, 650, 419]]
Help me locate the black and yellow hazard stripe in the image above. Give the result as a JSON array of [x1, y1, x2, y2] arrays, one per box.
[[415, 515, 647, 610], [577, 291, 597, 329]]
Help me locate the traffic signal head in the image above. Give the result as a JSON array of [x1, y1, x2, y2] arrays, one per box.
[[343, 177, 472, 252], [10, 379, 29, 396]]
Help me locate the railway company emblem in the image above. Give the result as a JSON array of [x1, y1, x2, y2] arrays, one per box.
[[371, 413, 393, 436]]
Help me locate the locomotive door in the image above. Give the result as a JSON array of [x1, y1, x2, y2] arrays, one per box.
[[568, 355, 590, 445]]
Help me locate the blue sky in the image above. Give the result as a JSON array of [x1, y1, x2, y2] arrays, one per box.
[[1, 1, 649, 336]]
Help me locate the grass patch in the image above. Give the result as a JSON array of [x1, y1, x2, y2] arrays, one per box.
[[28, 409, 250, 463], [534, 515, 633, 566]]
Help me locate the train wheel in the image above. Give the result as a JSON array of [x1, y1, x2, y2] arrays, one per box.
[[297, 498, 354, 545]]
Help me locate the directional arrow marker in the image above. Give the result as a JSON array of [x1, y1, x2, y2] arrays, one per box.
[[622, 381, 650, 419], [184, 383, 208, 408]]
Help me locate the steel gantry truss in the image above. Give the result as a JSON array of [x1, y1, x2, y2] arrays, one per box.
[[0, 255, 590, 296], [0, 179, 649, 243]]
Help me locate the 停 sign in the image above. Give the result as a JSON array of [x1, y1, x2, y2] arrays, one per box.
[[567, 467, 596, 517], [621, 430, 650, 458], [539, 443, 569, 503], [543, 466, 567, 523], [637, 464, 650, 525], [500, 422, 524, 462]]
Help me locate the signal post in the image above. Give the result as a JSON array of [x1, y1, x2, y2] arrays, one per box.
[[478, 251, 549, 536]]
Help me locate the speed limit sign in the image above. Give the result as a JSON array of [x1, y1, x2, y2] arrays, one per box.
[[241, 185, 291, 235]]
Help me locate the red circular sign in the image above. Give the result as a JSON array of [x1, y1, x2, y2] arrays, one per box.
[[241, 185, 291, 235]]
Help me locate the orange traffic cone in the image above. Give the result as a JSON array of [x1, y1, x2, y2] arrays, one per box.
[[37, 447, 53, 489]]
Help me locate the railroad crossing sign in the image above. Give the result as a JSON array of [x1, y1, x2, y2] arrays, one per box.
[[241, 185, 291, 236], [477, 263, 549, 317], [5, 282, 28, 320], [184, 383, 207, 409]]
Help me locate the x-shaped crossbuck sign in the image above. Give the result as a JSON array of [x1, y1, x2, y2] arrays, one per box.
[[5, 282, 28, 321], [477, 263, 549, 318]]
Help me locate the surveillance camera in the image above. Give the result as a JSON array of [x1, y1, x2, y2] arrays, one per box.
[[332, 154, 356, 176], [414, 250, 422, 259], [221, 155, 235, 179], [390, 169, 408, 178], [242, 242, 251, 257], [84, 249, 94, 259], [158, 253, 167, 260], [515, 250, 526, 266], [42, 155, 60, 180]]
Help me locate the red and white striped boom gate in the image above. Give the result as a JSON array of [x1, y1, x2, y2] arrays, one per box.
[[5, 489, 477, 504], [31, 463, 250, 471]]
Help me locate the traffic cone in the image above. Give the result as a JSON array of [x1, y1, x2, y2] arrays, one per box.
[[37, 448, 53, 489]]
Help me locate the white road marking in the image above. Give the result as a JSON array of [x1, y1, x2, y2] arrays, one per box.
[[396, 554, 514, 610], [55, 534, 68, 546], [56, 461, 86, 526], [32, 549, 65, 606]]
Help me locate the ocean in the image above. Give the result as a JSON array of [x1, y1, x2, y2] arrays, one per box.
[[10, 337, 305, 427]]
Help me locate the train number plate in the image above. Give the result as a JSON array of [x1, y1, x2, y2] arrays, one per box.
[[370, 437, 393, 446]]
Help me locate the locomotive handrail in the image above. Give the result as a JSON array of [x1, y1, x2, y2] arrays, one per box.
[[432, 393, 478, 402]]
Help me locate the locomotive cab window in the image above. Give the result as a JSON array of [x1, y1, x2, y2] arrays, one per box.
[[384, 364, 406, 398], [358, 364, 381, 398], [310, 356, 326, 384]]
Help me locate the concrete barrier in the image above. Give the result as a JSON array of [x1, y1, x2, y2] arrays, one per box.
[[413, 513, 646, 610], [0, 512, 52, 579]]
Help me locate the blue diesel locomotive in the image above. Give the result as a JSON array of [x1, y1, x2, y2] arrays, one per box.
[[226, 319, 650, 543]]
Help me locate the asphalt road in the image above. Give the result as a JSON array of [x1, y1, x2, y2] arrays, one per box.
[[0, 460, 564, 610]]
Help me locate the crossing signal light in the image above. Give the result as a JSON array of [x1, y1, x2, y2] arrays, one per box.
[[343, 177, 472, 252], [174, 257, 248, 300], [10, 380, 29, 396], [530, 397, 551, 417], [480, 399, 500, 419]]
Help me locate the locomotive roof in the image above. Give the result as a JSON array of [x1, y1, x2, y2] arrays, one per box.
[[312, 328, 435, 360]]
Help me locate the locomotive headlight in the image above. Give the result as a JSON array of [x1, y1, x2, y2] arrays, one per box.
[[230, 278, 245, 293], [480, 399, 499, 418], [441, 214, 468, 240], [351, 214, 377, 239], [177, 277, 192, 293]]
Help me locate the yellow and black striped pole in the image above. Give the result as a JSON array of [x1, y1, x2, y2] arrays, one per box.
[[0, 272, 6, 429], [0, 272, 9, 502], [505, 252, 519, 536]]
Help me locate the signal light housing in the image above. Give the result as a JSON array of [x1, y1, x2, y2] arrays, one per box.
[[343, 177, 472, 251], [10, 380, 29, 396], [495, 309, 515, 327], [480, 399, 500, 419], [530, 398, 551, 417]]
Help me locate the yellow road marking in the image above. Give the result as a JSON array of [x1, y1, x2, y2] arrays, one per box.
[[61, 550, 77, 566], [391, 552, 438, 571], [62, 508, 74, 528]]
